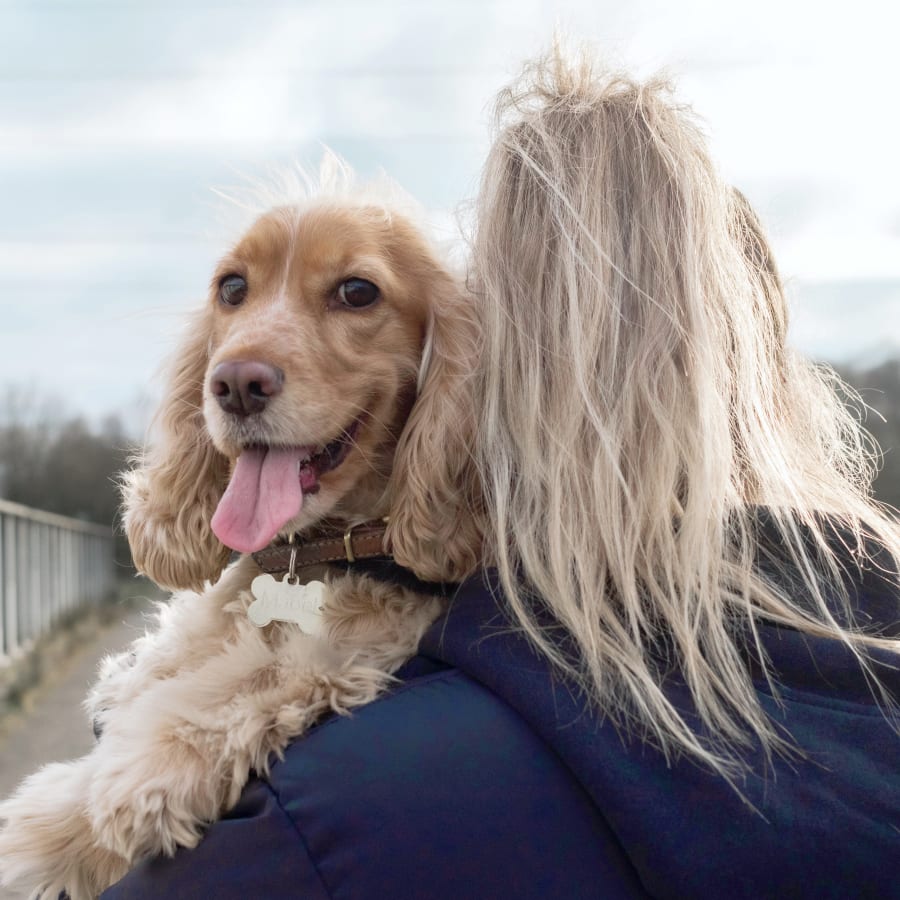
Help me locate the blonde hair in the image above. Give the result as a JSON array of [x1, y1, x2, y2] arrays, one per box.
[[472, 46, 900, 778]]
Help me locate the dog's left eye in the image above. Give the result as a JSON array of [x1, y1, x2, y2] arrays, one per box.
[[219, 274, 248, 307], [336, 278, 380, 309]]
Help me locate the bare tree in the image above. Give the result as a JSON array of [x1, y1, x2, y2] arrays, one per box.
[[0, 390, 136, 569]]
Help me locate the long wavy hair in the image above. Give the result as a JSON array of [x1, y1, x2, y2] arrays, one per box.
[[471, 45, 900, 777]]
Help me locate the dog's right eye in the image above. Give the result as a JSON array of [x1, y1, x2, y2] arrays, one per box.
[[219, 275, 248, 307], [336, 278, 380, 309]]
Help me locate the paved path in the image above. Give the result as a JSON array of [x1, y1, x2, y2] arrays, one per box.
[[0, 593, 158, 899]]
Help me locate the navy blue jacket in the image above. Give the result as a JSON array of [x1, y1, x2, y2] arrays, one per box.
[[105, 547, 900, 899]]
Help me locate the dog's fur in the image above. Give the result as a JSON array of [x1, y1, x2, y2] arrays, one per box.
[[0, 181, 480, 899]]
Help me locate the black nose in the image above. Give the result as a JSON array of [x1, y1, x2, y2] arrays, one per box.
[[211, 360, 284, 417]]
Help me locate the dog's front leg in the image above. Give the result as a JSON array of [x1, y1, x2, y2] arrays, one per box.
[[84, 606, 404, 865], [85, 611, 300, 863], [87, 558, 258, 737]]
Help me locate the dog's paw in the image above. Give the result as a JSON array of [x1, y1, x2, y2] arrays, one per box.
[[0, 762, 128, 900], [88, 752, 213, 861], [84, 647, 141, 737], [90, 785, 207, 861]]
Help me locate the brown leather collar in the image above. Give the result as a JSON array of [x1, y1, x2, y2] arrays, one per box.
[[251, 519, 390, 576]]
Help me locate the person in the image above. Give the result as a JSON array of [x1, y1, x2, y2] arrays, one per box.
[[103, 46, 900, 899]]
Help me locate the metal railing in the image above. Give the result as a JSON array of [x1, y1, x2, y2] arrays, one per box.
[[0, 499, 115, 662]]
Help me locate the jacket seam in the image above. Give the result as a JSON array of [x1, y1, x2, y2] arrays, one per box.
[[258, 777, 335, 899], [259, 669, 464, 894]]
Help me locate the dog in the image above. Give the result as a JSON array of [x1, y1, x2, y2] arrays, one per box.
[[0, 162, 481, 899]]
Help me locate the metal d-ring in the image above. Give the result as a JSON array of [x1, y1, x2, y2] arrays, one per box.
[[286, 533, 299, 584]]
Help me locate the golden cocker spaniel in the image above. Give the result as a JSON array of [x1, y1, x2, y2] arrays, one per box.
[[0, 164, 481, 900]]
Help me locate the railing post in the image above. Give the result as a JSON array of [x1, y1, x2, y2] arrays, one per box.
[[3, 515, 17, 658], [0, 500, 115, 660]]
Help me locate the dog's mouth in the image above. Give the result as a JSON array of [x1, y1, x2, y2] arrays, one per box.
[[210, 418, 362, 554], [293, 418, 361, 494]]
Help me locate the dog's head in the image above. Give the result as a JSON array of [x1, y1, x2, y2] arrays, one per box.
[[123, 195, 481, 591]]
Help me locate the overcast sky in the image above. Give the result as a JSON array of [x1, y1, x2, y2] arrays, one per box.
[[2, 0, 899, 427]]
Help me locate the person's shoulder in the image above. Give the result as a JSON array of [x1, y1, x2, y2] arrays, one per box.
[[264, 664, 645, 899], [103, 664, 646, 899]]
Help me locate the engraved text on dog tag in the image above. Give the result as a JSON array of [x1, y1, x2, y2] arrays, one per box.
[[248, 574, 327, 636]]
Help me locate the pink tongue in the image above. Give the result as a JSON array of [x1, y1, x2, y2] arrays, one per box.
[[211, 447, 305, 553]]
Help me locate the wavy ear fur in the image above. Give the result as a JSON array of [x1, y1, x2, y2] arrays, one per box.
[[387, 270, 483, 583], [121, 313, 231, 591]]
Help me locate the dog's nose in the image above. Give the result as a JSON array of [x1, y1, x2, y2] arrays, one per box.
[[211, 360, 284, 417]]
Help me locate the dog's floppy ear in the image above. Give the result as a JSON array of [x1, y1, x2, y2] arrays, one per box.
[[387, 269, 483, 583], [121, 312, 231, 591]]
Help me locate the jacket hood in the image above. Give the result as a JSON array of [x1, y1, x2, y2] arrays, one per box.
[[419, 523, 900, 898]]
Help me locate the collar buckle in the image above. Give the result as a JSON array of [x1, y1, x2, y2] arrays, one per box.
[[343, 516, 389, 563]]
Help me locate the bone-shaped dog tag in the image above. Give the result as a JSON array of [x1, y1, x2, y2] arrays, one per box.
[[249, 574, 327, 636]]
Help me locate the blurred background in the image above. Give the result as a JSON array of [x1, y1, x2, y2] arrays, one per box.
[[2, 0, 900, 550]]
